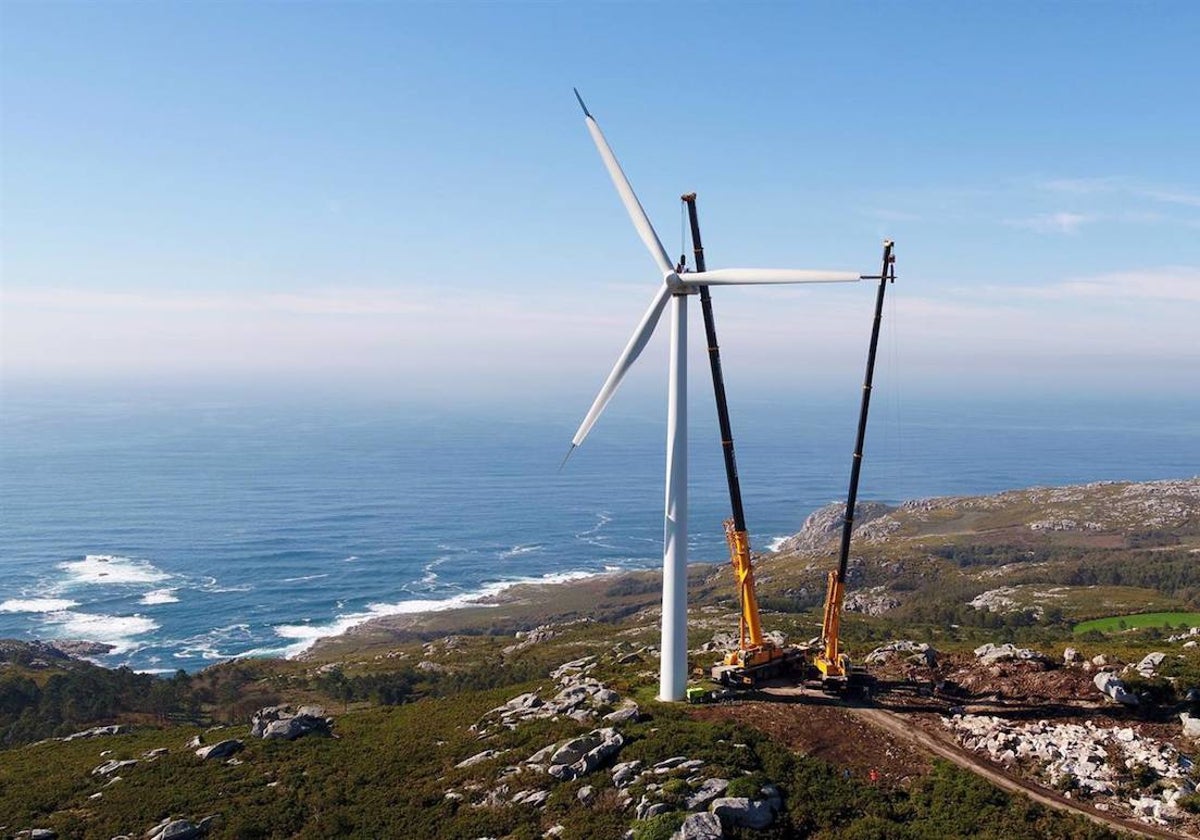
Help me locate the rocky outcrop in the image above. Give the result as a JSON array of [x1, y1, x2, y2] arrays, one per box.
[[774, 501, 896, 553], [865, 640, 936, 667], [1094, 672, 1140, 707], [142, 816, 219, 840], [501, 625, 558, 656], [61, 724, 124, 741], [541, 727, 625, 781], [672, 812, 723, 840], [710, 796, 776, 830], [1134, 652, 1166, 677], [195, 739, 243, 761], [92, 759, 137, 776], [472, 656, 635, 735], [973, 643, 1049, 667], [250, 705, 332, 741], [843, 586, 900, 616], [946, 713, 1194, 824]]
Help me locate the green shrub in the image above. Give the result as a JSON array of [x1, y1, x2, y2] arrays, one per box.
[[631, 811, 685, 840]]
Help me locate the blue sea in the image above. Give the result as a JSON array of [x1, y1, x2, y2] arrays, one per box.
[[1, 388, 1197, 673]]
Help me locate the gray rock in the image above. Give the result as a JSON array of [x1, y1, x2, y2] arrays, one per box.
[[92, 759, 137, 776], [62, 724, 124, 741], [153, 820, 203, 840], [973, 643, 1049, 666], [1182, 713, 1200, 740], [550, 733, 600, 766], [15, 831, 57, 840], [456, 749, 503, 768], [252, 705, 331, 741], [685, 777, 729, 810], [710, 797, 775, 830], [673, 812, 723, 840], [577, 785, 595, 804], [195, 739, 243, 760], [603, 703, 640, 724], [611, 760, 642, 787], [653, 756, 690, 773], [1063, 647, 1080, 664], [1136, 652, 1166, 677], [1093, 672, 1139, 706], [513, 788, 551, 807]]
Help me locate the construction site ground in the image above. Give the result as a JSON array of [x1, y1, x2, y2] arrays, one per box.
[[688, 654, 1200, 840]]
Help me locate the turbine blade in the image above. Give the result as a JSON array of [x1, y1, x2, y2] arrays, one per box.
[[578, 97, 673, 276], [678, 268, 861, 286], [571, 283, 672, 448]]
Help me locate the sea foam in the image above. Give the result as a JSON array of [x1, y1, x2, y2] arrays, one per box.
[[59, 554, 169, 586], [270, 570, 601, 659], [45, 611, 159, 654], [139, 589, 180, 605], [0, 598, 79, 613]]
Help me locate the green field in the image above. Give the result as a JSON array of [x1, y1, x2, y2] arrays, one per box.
[[1074, 611, 1200, 634]]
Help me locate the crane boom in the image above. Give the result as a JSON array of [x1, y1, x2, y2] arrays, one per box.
[[683, 194, 787, 680], [815, 240, 896, 679]]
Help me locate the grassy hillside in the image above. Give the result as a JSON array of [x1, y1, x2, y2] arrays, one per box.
[[3, 478, 1198, 839]]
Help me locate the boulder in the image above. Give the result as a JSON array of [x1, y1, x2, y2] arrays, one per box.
[[195, 739, 243, 761], [1182, 713, 1200, 740], [251, 705, 331, 741], [1093, 672, 1139, 706], [973, 643, 1049, 666], [603, 703, 640, 724], [456, 749, 503, 768], [710, 797, 775, 830], [1063, 647, 1080, 664], [672, 812, 724, 840], [1136, 652, 1166, 677], [611, 760, 642, 787], [62, 724, 124, 741], [865, 640, 936, 667], [685, 778, 729, 810], [152, 820, 204, 840], [92, 759, 137, 776]]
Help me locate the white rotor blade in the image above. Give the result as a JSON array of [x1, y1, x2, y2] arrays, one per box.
[[677, 269, 861, 286], [576, 90, 673, 276], [569, 282, 672, 450]]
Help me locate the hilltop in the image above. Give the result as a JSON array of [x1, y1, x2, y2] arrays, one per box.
[[2, 478, 1199, 839]]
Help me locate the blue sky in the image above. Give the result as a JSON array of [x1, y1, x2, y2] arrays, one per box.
[[2, 2, 1197, 404]]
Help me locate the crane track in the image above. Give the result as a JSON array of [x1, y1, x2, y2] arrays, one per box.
[[850, 706, 1197, 840]]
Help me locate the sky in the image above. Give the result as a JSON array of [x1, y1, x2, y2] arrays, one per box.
[[2, 2, 1198, 409]]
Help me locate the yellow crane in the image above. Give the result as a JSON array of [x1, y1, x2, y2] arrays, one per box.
[[679, 194, 802, 689], [815, 240, 896, 686]]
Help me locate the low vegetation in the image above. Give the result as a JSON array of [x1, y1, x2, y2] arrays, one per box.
[[2, 478, 1197, 838]]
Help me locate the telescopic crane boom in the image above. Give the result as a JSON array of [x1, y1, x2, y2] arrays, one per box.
[[814, 241, 896, 681], [682, 194, 799, 686]]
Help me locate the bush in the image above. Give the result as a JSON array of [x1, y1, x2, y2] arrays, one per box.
[[631, 811, 685, 840]]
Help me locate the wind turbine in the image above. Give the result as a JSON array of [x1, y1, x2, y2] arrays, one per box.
[[566, 90, 862, 701]]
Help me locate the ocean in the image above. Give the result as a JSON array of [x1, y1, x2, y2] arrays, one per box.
[[1, 389, 1197, 673]]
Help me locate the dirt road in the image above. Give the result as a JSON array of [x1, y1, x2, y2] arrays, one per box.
[[852, 705, 1197, 840]]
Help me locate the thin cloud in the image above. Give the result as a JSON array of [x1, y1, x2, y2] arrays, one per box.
[[1005, 212, 1093, 234], [1041, 177, 1200, 208], [983, 267, 1200, 304]]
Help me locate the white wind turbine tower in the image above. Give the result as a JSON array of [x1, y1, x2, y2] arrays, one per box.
[[565, 91, 864, 702]]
